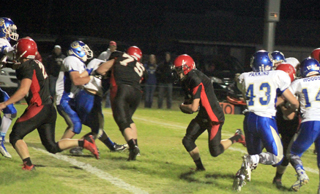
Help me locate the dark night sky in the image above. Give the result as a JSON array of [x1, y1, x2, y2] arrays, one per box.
[[3, 0, 320, 47]]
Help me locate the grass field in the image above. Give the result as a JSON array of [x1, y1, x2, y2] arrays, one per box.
[[0, 104, 318, 194]]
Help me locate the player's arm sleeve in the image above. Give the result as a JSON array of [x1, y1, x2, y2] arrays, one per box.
[[19, 63, 34, 80], [277, 71, 291, 94], [236, 73, 246, 93]]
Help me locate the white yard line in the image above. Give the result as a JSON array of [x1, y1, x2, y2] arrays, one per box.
[[104, 110, 319, 175], [33, 147, 149, 194]]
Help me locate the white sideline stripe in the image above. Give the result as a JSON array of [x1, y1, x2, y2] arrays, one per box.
[[32, 147, 149, 194], [104, 110, 320, 175]]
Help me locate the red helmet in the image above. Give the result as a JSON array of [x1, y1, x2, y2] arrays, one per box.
[[311, 48, 320, 62], [276, 63, 296, 82], [16, 37, 37, 60], [127, 46, 142, 62], [174, 54, 196, 75]]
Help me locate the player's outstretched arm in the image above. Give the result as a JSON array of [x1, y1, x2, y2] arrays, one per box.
[[0, 78, 31, 110], [96, 59, 115, 76]]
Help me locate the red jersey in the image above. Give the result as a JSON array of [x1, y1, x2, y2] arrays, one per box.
[[16, 60, 51, 106], [182, 69, 225, 123]]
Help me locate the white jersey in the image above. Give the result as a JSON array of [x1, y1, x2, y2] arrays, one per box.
[[55, 56, 86, 105], [0, 38, 15, 62], [289, 75, 320, 122], [84, 58, 104, 97], [238, 70, 291, 117], [97, 48, 112, 61]]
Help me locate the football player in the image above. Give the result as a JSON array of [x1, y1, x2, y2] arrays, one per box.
[[96, 46, 147, 161], [233, 50, 299, 191], [0, 17, 18, 158], [0, 38, 99, 170], [288, 57, 320, 192], [69, 57, 128, 155], [272, 63, 300, 189], [271, 50, 286, 68], [173, 54, 246, 171], [55, 41, 125, 154]]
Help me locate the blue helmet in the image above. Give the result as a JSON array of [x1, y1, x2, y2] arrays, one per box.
[[300, 57, 320, 78], [250, 50, 274, 72], [271, 50, 286, 64], [0, 17, 19, 41], [68, 41, 93, 62]]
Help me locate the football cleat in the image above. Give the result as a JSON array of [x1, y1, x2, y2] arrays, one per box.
[[83, 135, 100, 159], [112, 143, 128, 152], [272, 177, 282, 189], [69, 147, 84, 156], [291, 168, 309, 191], [22, 162, 35, 171], [235, 129, 246, 147], [0, 140, 12, 158], [233, 167, 246, 191], [127, 146, 140, 161]]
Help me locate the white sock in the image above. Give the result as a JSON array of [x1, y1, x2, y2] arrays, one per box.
[[0, 116, 12, 137]]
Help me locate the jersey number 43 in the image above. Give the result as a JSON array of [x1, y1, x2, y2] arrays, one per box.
[[246, 83, 271, 106]]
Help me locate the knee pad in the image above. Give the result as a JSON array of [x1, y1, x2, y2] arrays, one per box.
[[209, 144, 224, 157], [45, 142, 62, 154], [4, 113, 16, 120], [182, 136, 196, 152]]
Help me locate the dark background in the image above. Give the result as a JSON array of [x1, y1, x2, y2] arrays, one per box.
[[4, 0, 320, 45]]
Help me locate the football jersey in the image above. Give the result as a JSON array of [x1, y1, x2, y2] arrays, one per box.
[[182, 69, 225, 123], [289, 75, 320, 122], [55, 56, 86, 105], [109, 51, 146, 90], [0, 38, 15, 61], [16, 60, 51, 105], [85, 58, 104, 97], [238, 70, 291, 117]]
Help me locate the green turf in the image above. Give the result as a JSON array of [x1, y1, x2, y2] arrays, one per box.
[[0, 104, 318, 194]]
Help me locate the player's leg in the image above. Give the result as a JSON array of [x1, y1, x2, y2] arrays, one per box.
[[9, 105, 46, 170], [111, 85, 140, 160], [273, 128, 296, 188], [182, 118, 206, 170], [0, 88, 17, 158], [38, 104, 99, 159], [258, 117, 283, 165], [126, 87, 142, 160], [56, 99, 82, 139], [289, 121, 318, 191], [80, 91, 126, 152], [315, 135, 320, 193], [238, 113, 264, 183]]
